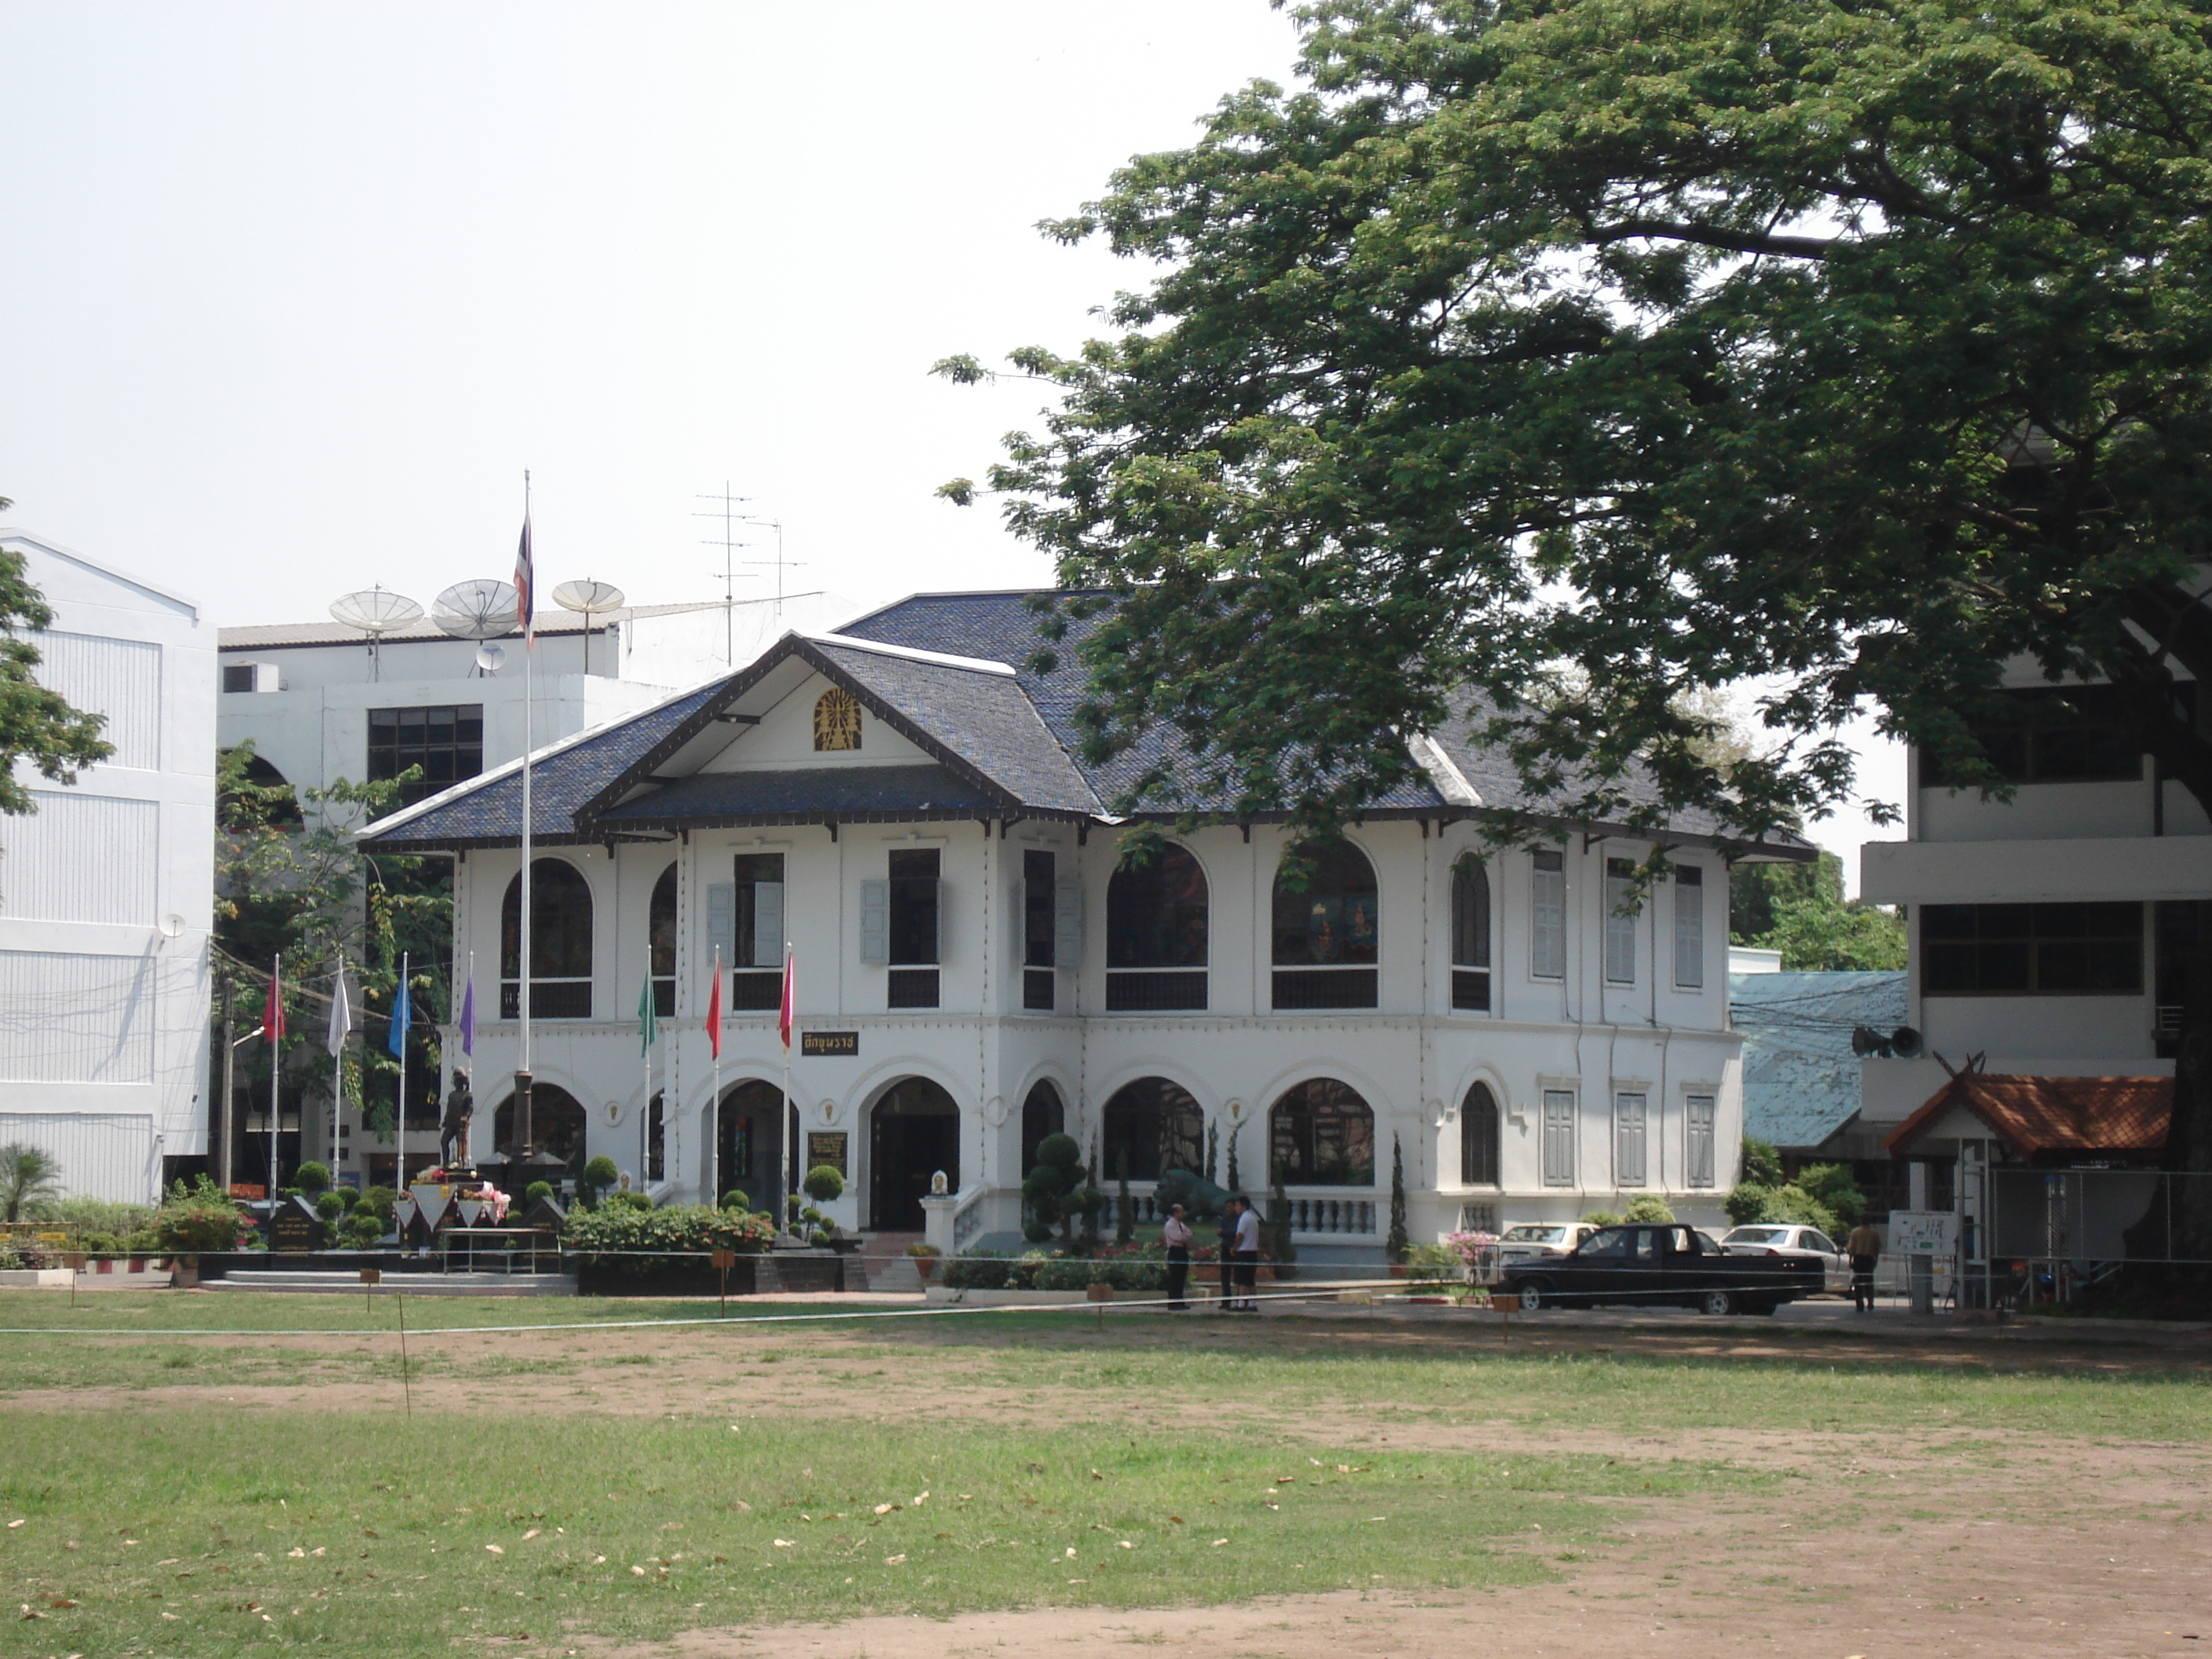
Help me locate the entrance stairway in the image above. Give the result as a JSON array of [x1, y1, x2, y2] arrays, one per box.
[[854, 1231, 928, 1294]]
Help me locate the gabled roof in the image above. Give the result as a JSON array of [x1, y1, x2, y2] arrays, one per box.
[[1884, 1073, 2173, 1159], [357, 588, 1824, 853], [1729, 971, 1906, 1151]]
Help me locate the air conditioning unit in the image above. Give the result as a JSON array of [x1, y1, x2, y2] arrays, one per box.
[[222, 661, 280, 694]]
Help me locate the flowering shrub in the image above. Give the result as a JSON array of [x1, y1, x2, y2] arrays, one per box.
[[1445, 1229, 1498, 1267], [562, 1203, 776, 1275], [940, 1241, 1172, 1292]]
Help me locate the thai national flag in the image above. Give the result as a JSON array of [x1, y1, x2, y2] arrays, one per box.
[[513, 510, 534, 646]]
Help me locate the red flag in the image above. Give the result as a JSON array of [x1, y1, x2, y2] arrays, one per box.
[[777, 948, 795, 1051], [262, 957, 287, 1041], [705, 954, 723, 1060]]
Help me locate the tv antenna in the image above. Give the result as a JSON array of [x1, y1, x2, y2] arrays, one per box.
[[553, 579, 626, 676], [696, 483, 759, 666], [328, 587, 423, 682], [430, 579, 521, 659]]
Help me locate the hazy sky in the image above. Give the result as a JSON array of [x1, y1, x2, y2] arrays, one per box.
[[0, 0, 1901, 882]]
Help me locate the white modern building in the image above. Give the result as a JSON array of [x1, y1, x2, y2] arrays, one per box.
[[0, 530, 214, 1203], [1859, 666, 2209, 1277], [361, 590, 1813, 1260]]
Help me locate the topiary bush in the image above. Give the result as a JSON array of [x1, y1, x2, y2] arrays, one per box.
[[313, 1192, 346, 1221], [358, 1185, 397, 1223], [578, 1156, 620, 1210], [606, 1190, 653, 1213], [525, 1181, 555, 1206], [1621, 1195, 1677, 1224], [802, 1164, 845, 1203], [1580, 1209, 1624, 1226], [294, 1162, 331, 1196], [1020, 1132, 1089, 1245]]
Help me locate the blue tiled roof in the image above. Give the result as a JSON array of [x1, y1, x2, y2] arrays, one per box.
[[1729, 970, 1908, 1151], [597, 763, 995, 825]]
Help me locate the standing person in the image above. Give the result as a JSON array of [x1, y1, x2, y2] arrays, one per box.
[[1845, 1218, 1883, 1311], [1215, 1196, 1240, 1310], [1232, 1193, 1262, 1311], [1163, 1203, 1194, 1309]]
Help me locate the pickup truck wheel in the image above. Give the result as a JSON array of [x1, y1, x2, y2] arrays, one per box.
[[1698, 1289, 1735, 1317], [1515, 1279, 1550, 1312]]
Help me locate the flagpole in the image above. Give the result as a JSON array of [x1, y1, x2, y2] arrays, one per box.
[[329, 962, 347, 1193], [269, 952, 282, 1192], [516, 470, 536, 1168], [709, 946, 721, 1207], [781, 943, 795, 1210], [395, 953, 409, 1192]]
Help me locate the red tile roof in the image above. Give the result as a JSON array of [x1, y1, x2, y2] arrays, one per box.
[[1884, 1073, 2172, 1158]]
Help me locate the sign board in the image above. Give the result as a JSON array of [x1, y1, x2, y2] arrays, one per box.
[[801, 1031, 859, 1058], [710, 1249, 737, 1272], [1889, 1210, 1958, 1255], [358, 1268, 382, 1286], [270, 1203, 319, 1254], [807, 1132, 848, 1177]]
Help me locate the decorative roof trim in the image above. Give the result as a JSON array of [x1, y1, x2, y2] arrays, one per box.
[[578, 634, 1027, 825], [804, 631, 1017, 677]]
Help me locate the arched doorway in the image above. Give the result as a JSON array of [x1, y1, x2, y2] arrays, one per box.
[[491, 1084, 589, 1184], [1101, 1077, 1205, 1181], [870, 1078, 959, 1232], [1268, 1079, 1376, 1186], [718, 1079, 786, 1214]]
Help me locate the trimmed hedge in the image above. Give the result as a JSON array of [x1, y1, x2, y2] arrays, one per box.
[[562, 1204, 777, 1276]]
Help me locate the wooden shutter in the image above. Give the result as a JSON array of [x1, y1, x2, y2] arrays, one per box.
[[1054, 877, 1082, 968], [705, 883, 736, 966], [753, 881, 784, 969], [859, 879, 888, 964]]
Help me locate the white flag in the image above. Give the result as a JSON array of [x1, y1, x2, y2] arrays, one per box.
[[327, 969, 353, 1056]]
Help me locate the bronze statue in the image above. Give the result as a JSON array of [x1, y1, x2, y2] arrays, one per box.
[[439, 1071, 474, 1169]]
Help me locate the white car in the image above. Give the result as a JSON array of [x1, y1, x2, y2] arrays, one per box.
[[1721, 1224, 1851, 1294], [1492, 1221, 1602, 1272]]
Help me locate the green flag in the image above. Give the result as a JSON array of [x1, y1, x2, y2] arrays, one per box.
[[639, 974, 658, 1055]]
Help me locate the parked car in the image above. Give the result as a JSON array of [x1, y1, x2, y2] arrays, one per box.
[[1720, 1224, 1851, 1294], [1492, 1221, 1602, 1271], [1496, 1223, 1824, 1314]]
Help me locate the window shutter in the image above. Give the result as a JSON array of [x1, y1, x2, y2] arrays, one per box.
[[753, 881, 784, 969], [705, 883, 736, 966], [1054, 877, 1082, 968], [1530, 852, 1566, 980], [931, 880, 946, 961], [1673, 866, 1705, 988], [859, 880, 888, 964], [1541, 1090, 1576, 1186], [1686, 1096, 1716, 1188]]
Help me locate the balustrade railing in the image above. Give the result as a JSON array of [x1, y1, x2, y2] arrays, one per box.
[[953, 1188, 987, 1251]]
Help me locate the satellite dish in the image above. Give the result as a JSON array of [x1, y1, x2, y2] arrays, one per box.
[[553, 580, 625, 675], [553, 580, 625, 614], [1851, 1026, 1889, 1059], [431, 579, 520, 641], [328, 588, 423, 682], [474, 643, 506, 676], [1891, 1026, 1924, 1059], [329, 588, 423, 634]]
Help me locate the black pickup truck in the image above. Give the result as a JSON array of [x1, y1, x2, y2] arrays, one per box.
[[1496, 1223, 1822, 1315]]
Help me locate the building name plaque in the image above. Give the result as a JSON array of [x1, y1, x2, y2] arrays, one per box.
[[807, 1131, 848, 1177], [801, 1031, 859, 1057]]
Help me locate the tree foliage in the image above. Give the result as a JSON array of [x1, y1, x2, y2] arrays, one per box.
[[0, 534, 115, 817], [0, 1141, 62, 1222]]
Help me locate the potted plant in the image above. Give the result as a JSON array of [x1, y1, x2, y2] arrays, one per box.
[[905, 1240, 942, 1280]]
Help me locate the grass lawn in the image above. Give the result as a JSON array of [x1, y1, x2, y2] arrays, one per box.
[[1, 1290, 2207, 1657]]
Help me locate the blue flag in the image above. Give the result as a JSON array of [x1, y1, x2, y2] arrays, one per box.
[[388, 975, 412, 1059]]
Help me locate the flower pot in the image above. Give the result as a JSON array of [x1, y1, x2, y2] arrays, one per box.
[[1388, 1264, 1409, 1279], [908, 1254, 939, 1281], [172, 1261, 201, 1289]]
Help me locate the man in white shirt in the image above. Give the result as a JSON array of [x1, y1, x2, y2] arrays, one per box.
[[1231, 1196, 1262, 1311]]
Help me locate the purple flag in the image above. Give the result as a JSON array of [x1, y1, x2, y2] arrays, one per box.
[[459, 975, 475, 1057]]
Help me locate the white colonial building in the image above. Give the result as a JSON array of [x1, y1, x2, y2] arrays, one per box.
[[361, 591, 1808, 1259], [0, 529, 214, 1203]]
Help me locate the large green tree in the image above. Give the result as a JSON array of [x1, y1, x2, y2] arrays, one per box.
[[0, 503, 116, 811], [940, 0, 2212, 1284]]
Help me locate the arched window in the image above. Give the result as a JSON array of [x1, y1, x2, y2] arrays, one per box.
[[1101, 1077, 1205, 1182], [1106, 843, 1208, 1010], [646, 1090, 665, 1182], [501, 858, 593, 1017], [491, 1083, 588, 1173], [1460, 1081, 1500, 1187], [649, 863, 677, 1016], [813, 687, 862, 751], [218, 748, 302, 829], [1269, 1079, 1376, 1187], [1451, 855, 1491, 1011], [1271, 840, 1379, 1009], [1020, 1079, 1064, 1177]]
